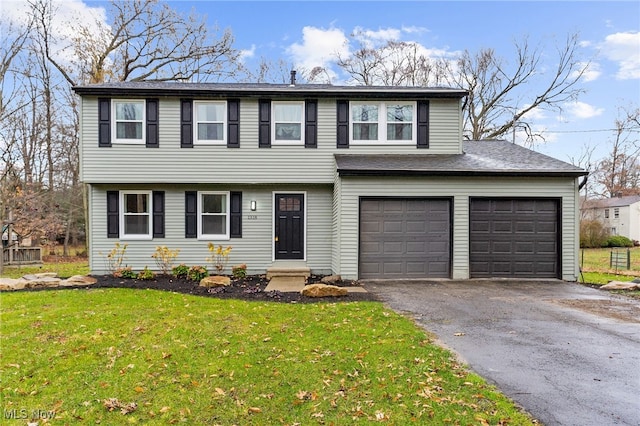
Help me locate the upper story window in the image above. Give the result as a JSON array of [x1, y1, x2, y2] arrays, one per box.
[[350, 102, 415, 144], [614, 208, 619, 218], [195, 101, 226, 144], [198, 191, 230, 239], [273, 101, 304, 144], [121, 191, 152, 239], [113, 100, 145, 144], [604, 209, 609, 218]]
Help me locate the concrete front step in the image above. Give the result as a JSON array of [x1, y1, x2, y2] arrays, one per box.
[[266, 262, 310, 279]]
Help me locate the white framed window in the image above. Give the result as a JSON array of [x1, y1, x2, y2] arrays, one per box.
[[198, 191, 230, 239], [614, 208, 619, 219], [350, 101, 416, 144], [272, 101, 304, 144], [120, 191, 152, 239], [195, 101, 226, 144], [604, 209, 609, 219], [113, 100, 145, 144]]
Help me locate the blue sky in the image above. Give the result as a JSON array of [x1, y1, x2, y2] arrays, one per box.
[[4, 0, 640, 165]]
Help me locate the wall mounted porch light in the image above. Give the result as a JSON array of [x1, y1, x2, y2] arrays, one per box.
[[250, 200, 257, 211]]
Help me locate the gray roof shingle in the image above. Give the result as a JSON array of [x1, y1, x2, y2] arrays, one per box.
[[72, 81, 468, 99], [335, 140, 587, 177]]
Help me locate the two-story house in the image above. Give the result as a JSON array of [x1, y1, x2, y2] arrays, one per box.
[[73, 81, 587, 280], [581, 195, 640, 243]]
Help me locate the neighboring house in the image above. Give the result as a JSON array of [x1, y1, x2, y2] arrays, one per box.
[[73, 81, 587, 280], [581, 195, 640, 243]]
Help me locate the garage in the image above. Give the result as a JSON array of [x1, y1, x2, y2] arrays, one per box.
[[470, 198, 560, 278], [359, 198, 451, 279]]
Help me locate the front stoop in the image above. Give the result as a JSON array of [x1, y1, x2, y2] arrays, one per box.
[[266, 262, 311, 279]]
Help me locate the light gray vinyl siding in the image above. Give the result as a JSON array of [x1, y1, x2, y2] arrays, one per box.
[[335, 176, 580, 281], [80, 98, 463, 184], [88, 184, 333, 275]]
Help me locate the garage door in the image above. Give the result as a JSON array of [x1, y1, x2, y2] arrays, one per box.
[[359, 198, 451, 279], [470, 198, 559, 278]]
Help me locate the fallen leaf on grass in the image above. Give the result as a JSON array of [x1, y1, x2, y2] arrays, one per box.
[[103, 398, 137, 415], [248, 407, 262, 414]]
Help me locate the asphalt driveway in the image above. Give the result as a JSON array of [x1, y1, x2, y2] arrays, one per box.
[[363, 279, 640, 426]]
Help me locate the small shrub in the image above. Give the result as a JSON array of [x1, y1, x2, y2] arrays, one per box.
[[187, 265, 208, 282], [206, 243, 232, 274], [172, 263, 189, 279], [232, 263, 247, 278], [100, 242, 128, 275], [606, 235, 633, 248], [114, 266, 137, 279], [580, 219, 609, 248], [137, 266, 156, 280], [151, 246, 180, 275]]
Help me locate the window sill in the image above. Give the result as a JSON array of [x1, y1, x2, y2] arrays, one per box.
[[350, 141, 415, 146]]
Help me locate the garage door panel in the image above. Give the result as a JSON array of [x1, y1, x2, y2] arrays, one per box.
[[470, 198, 559, 278], [384, 221, 403, 233], [359, 198, 451, 279]]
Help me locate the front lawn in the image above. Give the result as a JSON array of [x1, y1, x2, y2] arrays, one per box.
[[1, 289, 536, 424]]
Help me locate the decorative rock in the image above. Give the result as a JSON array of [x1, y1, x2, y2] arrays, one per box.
[[320, 275, 342, 285], [22, 272, 58, 280], [23, 276, 62, 289], [200, 275, 231, 287], [301, 283, 348, 298], [0, 278, 28, 291], [600, 281, 640, 291], [60, 275, 98, 287]]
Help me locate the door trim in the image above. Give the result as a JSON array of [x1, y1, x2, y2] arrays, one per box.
[[272, 191, 307, 261]]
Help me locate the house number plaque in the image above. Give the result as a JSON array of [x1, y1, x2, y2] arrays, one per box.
[[247, 215, 258, 220]]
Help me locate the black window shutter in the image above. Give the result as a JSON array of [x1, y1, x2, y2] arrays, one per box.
[[106, 191, 119, 238], [152, 191, 165, 238], [258, 99, 271, 148], [305, 99, 318, 148], [146, 99, 159, 148], [227, 99, 240, 148], [98, 98, 111, 147], [185, 191, 197, 238], [181, 99, 193, 148], [230, 191, 242, 238], [336, 100, 349, 148], [417, 100, 429, 149]]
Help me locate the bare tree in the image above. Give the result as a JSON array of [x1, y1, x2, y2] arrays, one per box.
[[335, 33, 590, 144], [337, 40, 450, 87], [452, 34, 589, 143], [592, 106, 640, 197], [35, 0, 240, 85]]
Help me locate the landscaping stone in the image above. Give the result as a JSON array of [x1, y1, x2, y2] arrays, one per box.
[[301, 283, 348, 298], [600, 281, 640, 290], [23, 276, 62, 289], [199, 275, 231, 287], [60, 275, 98, 287], [0, 274, 98, 290], [0, 278, 28, 291], [320, 274, 342, 285]]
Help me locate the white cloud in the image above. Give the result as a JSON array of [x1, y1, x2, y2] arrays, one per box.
[[565, 101, 605, 119], [600, 31, 640, 80], [239, 44, 256, 62], [1, 0, 108, 66], [575, 61, 601, 82], [286, 26, 349, 79], [352, 26, 402, 47]]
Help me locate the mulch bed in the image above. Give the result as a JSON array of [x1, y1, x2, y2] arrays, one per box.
[[78, 274, 379, 303]]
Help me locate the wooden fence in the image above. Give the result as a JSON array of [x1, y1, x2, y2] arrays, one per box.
[[2, 247, 43, 265]]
